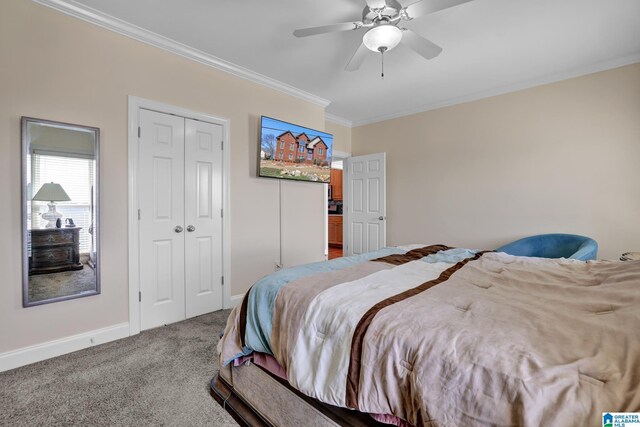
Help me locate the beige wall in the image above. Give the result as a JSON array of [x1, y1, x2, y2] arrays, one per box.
[[352, 63, 640, 259], [325, 121, 352, 154], [0, 0, 325, 353]]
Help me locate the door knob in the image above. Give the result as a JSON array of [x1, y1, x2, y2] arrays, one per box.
[[378, 216, 385, 221], [187, 225, 195, 232], [174, 226, 183, 233]]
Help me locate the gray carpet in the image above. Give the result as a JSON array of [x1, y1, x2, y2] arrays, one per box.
[[0, 310, 238, 426]]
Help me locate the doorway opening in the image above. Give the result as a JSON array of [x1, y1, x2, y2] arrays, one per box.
[[328, 159, 344, 260]]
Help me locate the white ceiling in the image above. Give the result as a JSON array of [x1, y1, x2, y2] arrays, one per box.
[[64, 0, 640, 126]]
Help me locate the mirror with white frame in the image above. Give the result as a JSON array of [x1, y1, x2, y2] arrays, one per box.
[[22, 117, 100, 307]]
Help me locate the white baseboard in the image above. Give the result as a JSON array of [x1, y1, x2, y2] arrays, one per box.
[[0, 322, 129, 373], [228, 293, 245, 309]]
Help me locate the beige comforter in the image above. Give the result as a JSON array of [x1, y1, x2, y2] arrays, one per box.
[[220, 247, 640, 426]]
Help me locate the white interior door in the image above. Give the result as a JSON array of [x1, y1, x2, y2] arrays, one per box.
[[345, 153, 386, 256], [184, 118, 223, 318], [139, 109, 186, 330]]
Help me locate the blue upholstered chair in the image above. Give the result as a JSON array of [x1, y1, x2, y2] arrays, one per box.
[[495, 234, 598, 261]]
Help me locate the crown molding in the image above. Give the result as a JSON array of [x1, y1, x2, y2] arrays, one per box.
[[32, 0, 331, 108], [351, 52, 640, 127], [324, 113, 353, 128]]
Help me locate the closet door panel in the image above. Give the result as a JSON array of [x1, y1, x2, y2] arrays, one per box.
[[184, 118, 223, 317], [139, 109, 186, 330]]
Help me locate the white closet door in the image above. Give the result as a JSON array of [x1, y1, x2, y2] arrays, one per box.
[[184, 118, 223, 317], [345, 153, 386, 256], [139, 109, 186, 330]]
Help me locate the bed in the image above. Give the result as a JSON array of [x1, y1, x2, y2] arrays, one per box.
[[213, 244, 640, 426]]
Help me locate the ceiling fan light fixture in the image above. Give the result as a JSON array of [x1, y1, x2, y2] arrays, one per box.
[[362, 24, 402, 53]]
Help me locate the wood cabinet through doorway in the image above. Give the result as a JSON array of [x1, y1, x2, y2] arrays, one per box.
[[330, 169, 343, 201], [328, 215, 343, 247]]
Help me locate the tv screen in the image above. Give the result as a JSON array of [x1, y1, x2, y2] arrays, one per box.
[[259, 116, 333, 183]]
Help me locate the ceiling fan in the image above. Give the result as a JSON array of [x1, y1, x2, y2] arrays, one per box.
[[293, 0, 472, 76]]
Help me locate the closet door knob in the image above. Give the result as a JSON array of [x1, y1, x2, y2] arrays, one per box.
[[187, 225, 195, 232], [174, 226, 183, 233]]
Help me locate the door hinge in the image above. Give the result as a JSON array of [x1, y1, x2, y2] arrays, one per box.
[[138, 209, 141, 220], [221, 140, 224, 150], [221, 276, 224, 286], [138, 291, 141, 302], [220, 209, 223, 218], [138, 126, 141, 138]]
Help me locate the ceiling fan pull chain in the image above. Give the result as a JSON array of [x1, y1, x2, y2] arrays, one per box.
[[380, 48, 385, 79]]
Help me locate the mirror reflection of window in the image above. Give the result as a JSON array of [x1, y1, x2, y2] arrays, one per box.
[[32, 154, 95, 252]]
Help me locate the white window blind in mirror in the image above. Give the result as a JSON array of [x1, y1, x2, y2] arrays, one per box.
[[32, 153, 96, 254]]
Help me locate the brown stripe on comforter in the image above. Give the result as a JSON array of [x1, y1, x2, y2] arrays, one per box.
[[345, 251, 487, 409], [372, 244, 450, 265]]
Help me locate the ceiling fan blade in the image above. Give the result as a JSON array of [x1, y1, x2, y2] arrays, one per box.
[[403, 0, 472, 19], [345, 43, 369, 71], [293, 22, 362, 37], [401, 29, 443, 60], [365, 0, 387, 9]]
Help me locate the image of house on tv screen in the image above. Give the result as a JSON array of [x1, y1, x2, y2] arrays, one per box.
[[259, 116, 333, 183]]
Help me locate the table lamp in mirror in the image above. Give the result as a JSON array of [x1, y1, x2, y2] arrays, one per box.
[[31, 182, 71, 228]]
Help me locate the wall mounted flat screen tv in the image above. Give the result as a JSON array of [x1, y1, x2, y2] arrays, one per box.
[[259, 116, 333, 183]]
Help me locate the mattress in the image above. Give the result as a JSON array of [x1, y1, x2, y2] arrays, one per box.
[[218, 244, 640, 426]]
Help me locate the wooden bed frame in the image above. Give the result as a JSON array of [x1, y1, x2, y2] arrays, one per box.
[[210, 360, 390, 427]]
